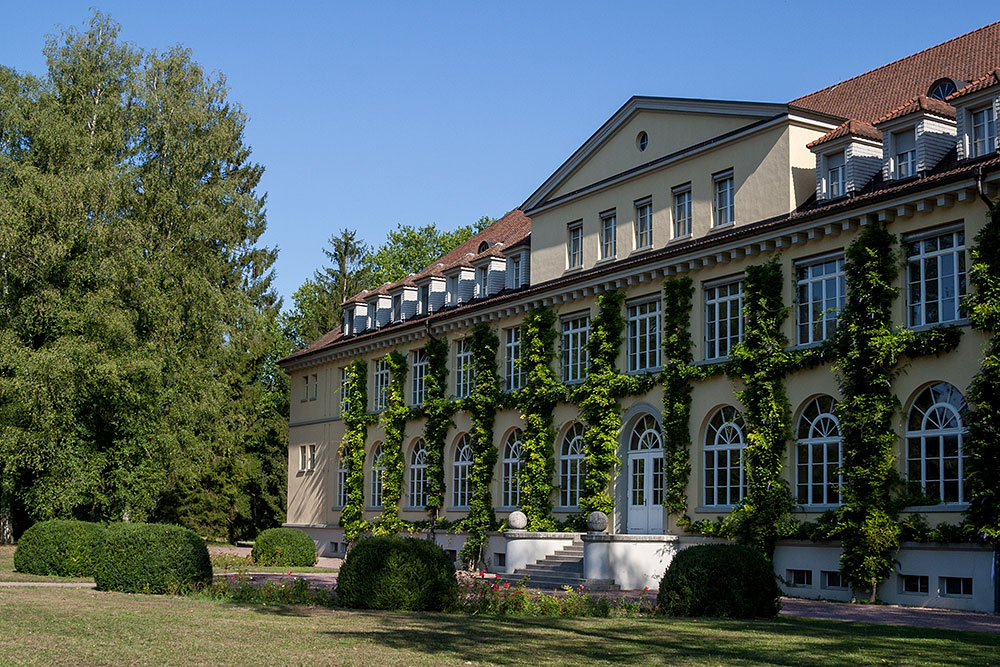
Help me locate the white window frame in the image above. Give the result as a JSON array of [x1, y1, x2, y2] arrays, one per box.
[[340, 367, 351, 415], [906, 382, 968, 504], [635, 198, 653, 249], [600, 210, 617, 260], [795, 396, 842, 506], [704, 406, 746, 506], [712, 170, 734, 227], [567, 221, 583, 269], [373, 358, 391, 411], [509, 254, 523, 289], [344, 307, 355, 336], [418, 284, 431, 315], [298, 444, 316, 472], [894, 129, 916, 179], [336, 458, 349, 508], [455, 339, 474, 398], [452, 435, 472, 508], [672, 184, 691, 239], [411, 349, 428, 406], [391, 293, 402, 322], [446, 275, 459, 307], [905, 225, 966, 328], [971, 105, 997, 157], [505, 327, 525, 392], [827, 151, 845, 198], [795, 254, 845, 346], [409, 440, 428, 509], [501, 429, 524, 509], [627, 298, 661, 373], [561, 314, 590, 384], [704, 279, 743, 360], [476, 265, 489, 298], [560, 423, 585, 509], [370, 444, 385, 509]]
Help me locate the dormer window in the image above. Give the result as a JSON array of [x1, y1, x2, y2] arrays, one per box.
[[827, 152, 845, 198], [929, 78, 960, 101], [343, 307, 355, 336], [391, 293, 402, 322], [476, 266, 489, 298], [478, 241, 490, 253], [971, 106, 997, 157], [894, 129, 916, 179], [510, 254, 522, 288], [447, 275, 459, 306], [419, 284, 430, 315]]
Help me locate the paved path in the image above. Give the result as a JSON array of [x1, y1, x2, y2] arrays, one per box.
[[778, 596, 1000, 634]]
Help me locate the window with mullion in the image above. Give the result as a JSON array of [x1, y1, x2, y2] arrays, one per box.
[[895, 129, 916, 178], [340, 367, 351, 415], [560, 423, 585, 508], [906, 383, 967, 503], [704, 280, 743, 360], [409, 442, 428, 509], [567, 222, 583, 269], [635, 200, 652, 249], [455, 339, 474, 398], [600, 211, 617, 260], [795, 256, 845, 345], [713, 171, 734, 227], [827, 152, 845, 198], [795, 396, 842, 505], [704, 406, 746, 506], [672, 186, 691, 238], [906, 227, 966, 327], [561, 315, 590, 383], [502, 430, 524, 509], [452, 436, 472, 508], [505, 327, 525, 392], [411, 349, 428, 405], [373, 358, 391, 411], [971, 106, 997, 157], [627, 299, 661, 373]]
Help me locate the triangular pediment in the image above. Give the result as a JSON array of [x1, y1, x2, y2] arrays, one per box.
[[522, 97, 789, 212]]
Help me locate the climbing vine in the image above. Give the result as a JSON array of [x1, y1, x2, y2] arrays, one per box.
[[578, 291, 626, 516], [459, 324, 502, 568], [516, 307, 561, 530], [724, 260, 795, 559], [373, 351, 408, 536], [421, 336, 454, 534], [339, 359, 375, 543], [661, 277, 695, 523], [965, 198, 1000, 542]]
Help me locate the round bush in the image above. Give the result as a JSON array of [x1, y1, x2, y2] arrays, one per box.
[[14, 519, 107, 577], [251, 527, 316, 567], [337, 536, 457, 611], [657, 543, 780, 618], [94, 522, 212, 594]]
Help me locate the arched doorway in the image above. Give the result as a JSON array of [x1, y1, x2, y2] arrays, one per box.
[[626, 414, 663, 534]]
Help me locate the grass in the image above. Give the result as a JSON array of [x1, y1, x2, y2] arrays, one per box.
[[0, 586, 997, 666], [0, 545, 92, 584]]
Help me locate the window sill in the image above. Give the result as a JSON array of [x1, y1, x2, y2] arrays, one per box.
[[627, 367, 662, 376], [594, 256, 617, 266], [447, 507, 471, 512], [900, 503, 969, 513], [693, 505, 735, 513], [563, 266, 583, 275], [793, 504, 841, 513], [908, 319, 970, 332], [668, 234, 692, 245], [709, 222, 735, 232], [629, 246, 653, 256]]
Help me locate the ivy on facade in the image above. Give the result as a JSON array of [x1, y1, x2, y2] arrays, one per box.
[[373, 351, 408, 536], [339, 359, 374, 543], [459, 324, 502, 568], [725, 260, 795, 559], [421, 336, 453, 533], [661, 277, 695, 523], [515, 307, 560, 530]]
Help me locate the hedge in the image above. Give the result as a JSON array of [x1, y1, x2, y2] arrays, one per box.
[[337, 536, 457, 611], [93, 522, 212, 594], [14, 519, 107, 577], [251, 527, 317, 567]]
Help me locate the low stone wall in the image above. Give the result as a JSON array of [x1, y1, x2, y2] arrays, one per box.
[[504, 531, 580, 574]]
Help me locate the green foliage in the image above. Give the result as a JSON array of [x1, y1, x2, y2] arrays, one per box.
[[250, 527, 317, 567], [578, 292, 625, 515], [207, 574, 335, 607], [661, 277, 696, 521], [93, 522, 212, 594], [373, 352, 408, 536], [459, 325, 501, 568], [13, 519, 107, 577], [965, 198, 1000, 542], [725, 260, 795, 558], [516, 308, 561, 530], [421, 337, 454, 527], [337, 536, 457, 611], [657, 544, 781, 618], [833, 221, 906, 601], [455, 577, 650, 617], [339, 359, 373, 543]]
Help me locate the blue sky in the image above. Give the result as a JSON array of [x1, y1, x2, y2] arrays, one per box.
[[3, 2, 998, 306]]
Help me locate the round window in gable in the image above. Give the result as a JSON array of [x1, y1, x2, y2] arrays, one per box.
[[636, 131, 648, 152], [928, 77, 961, 101], [477, 241, 490, 253]]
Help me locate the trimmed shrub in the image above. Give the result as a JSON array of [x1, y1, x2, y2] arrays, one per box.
[[657, 543, 780, 618], [251, 527, 317, 567], [94, 523, 212, 594], [14, 519, 107, 577], [337, 536, 457, 611]]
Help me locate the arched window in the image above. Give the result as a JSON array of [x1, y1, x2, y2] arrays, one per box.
[[629, 414, 664, 506], [336, 456, 349, 508], [502, 429, 524, 509], [409, 439, 428, 509], [906, 383, 968, 503], [796, 396, 842, 506], [561, 423, 585, 508], [452, 435, 472, 508], [704, 407, 746, 506], [370, 443, 384, 509]]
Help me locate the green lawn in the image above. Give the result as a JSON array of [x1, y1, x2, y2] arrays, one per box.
[[0, 586, 996, 665]]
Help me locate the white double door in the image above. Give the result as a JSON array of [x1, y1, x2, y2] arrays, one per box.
[[626, 449, 664, 534]]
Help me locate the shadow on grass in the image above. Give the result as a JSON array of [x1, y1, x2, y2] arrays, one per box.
[[311, 612, 1000, 665]]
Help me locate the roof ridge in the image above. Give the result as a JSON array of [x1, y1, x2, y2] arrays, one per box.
[[790, 21, 1000, 103], [947, 66, 1000, 100], [873, 93, 955, 125]]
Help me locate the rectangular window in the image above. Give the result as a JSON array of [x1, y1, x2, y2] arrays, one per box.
[[391, 293, 402, 321], [298, 445, 308, 472], [367, 301, 377, 330], [941, 576, 973, 597], [510, 254, 522, 288], [373, 358, 391, 411], [411, 349, 428, 405], [455, 339, 474, 398], [704, 280, 743, 360], [336, 461, 349, 507], [713, 170, 734, 227], [704, 441, 745, 506], [567, 222, 583, 269], [447, 275, 459, 306], [906, 225, 966, 327], [298, 445, 316, 472], [672, 185, 692, 238], [340, 367, 351, 415], [302, 375, 310, 402], [796, 255, 846, 345], [600, 210, 617, 260], [972, 106, 997, 157], [476, 266, 489, 298], [786, 569, 812, 587], [895, 129, 916, 179], [821, 570, 846, 590], [419, 284, 430, 315], [505, 327, 525, 392], [627, 299, 661, 373], [635, 199, 652, 249], [797, 439, 842, 506], [344, 308, 355, 336], [561, 315, 590, 383], [901, 574, 929, 594], [827, 152, 845, 198]]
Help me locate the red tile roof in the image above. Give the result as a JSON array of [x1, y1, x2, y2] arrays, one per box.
[[873, 94, 956, 125], [806, 119, 882, 149], [790, 22, 1000, 123], [947, 67, 1000, 101]]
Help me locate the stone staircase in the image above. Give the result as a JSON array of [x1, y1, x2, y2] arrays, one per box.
[[496, 539, 621, 592]]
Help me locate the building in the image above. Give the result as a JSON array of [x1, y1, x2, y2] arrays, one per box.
[[279, 23, 1000, 611]]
